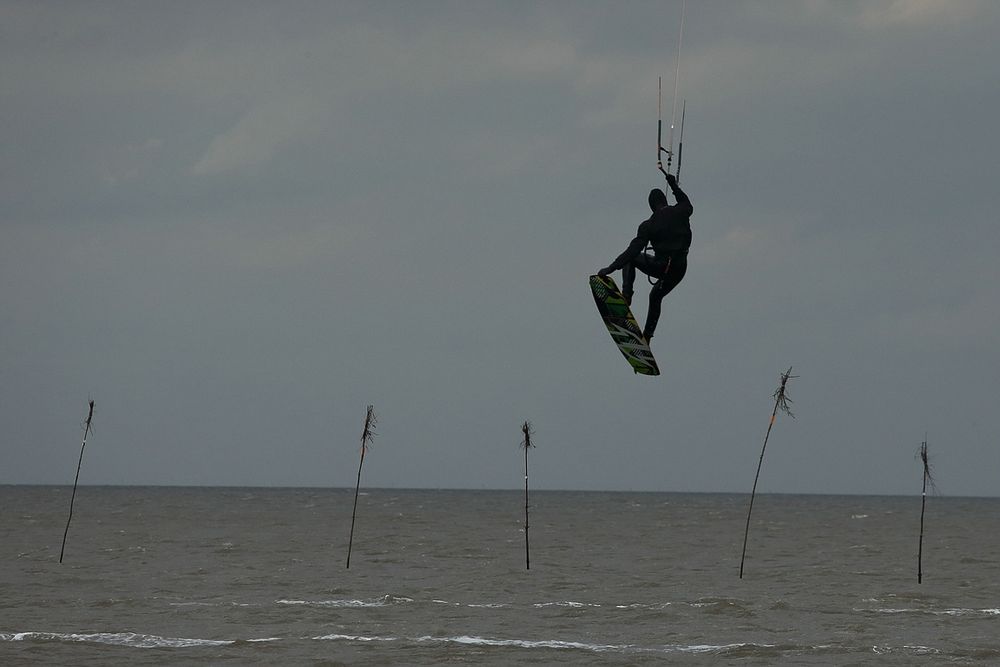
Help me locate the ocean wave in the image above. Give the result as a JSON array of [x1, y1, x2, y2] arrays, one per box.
[[314, 633, 398, 642], [614, 602, 673, 610], [872, 644, 940, 656], [1, 631, 235, 648], [430, 599, 509, 608], [314, 633, 629, 652], [419, 634, 623, 651], [313, 632, 783, 656], [866, 606, 1000, 618], [7, 630, 947, 660], [690, 597, 753, 616], [938, 608, 1000, 617], [277, 594, 413, 608], [168, 601, 255, 608]]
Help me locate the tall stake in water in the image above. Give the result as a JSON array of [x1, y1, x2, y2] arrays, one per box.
[[917, 436, 934, 583], [739, 368, 796, 579], [346, 405, 377, 569], [59, 400, 95, 564], [521, 421, 535, 570]]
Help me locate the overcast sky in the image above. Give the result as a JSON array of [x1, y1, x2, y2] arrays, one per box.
[[3, 1, 998, 495]]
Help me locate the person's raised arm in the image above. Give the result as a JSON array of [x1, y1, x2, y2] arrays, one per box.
[[665, 173, 692, 216]]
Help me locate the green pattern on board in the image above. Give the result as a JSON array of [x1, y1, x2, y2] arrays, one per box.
[[589, 274, 659, 376]]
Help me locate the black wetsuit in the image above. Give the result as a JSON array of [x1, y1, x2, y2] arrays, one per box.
[[603, 183, 693, 340]]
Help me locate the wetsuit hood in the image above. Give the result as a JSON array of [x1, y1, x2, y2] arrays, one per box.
[[648, 188, 668, 212]]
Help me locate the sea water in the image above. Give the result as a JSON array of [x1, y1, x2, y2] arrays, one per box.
[[2, 486, 999, 665]]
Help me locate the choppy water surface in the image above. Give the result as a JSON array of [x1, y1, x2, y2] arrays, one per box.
[[2, 486, 999, 664]]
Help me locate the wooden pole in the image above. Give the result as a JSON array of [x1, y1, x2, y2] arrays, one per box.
[[60, 400, 95, 563], [346, 405, 376, 569], [739, 368, 795, 579], [918, 437, 932, 583], [521, 421, 534, 570]]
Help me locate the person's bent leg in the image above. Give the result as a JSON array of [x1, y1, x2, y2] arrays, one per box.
[[643, 285, 664, 341], [624, 252, 658, 307], [642, 256, 687, 341], [621, 262, 636, 305]]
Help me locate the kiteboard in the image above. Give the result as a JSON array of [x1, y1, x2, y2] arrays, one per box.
[[589, 274, 659, 376]]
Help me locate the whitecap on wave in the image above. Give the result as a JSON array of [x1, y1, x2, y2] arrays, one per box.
[[277, 594, 413, 608], [431, 599, 509, 608], [2, 631, 234, 648], [311, 632, 780, 656], [865, 606, 1000, 618], [314, 633, 398, 642]]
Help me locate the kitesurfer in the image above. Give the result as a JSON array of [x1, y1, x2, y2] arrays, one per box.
[[597, 173, 692, 344]]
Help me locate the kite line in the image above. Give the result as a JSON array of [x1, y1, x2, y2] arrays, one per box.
[[657, 0, 687, 184], [665, 0, 685, 178]]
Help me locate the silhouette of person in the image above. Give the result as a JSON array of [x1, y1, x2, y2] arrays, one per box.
[[598, 173, 692, 343]]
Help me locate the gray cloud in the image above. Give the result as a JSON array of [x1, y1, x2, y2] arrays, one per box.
[[2, 1, 998, 496]]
